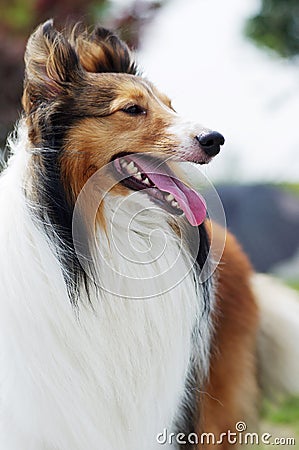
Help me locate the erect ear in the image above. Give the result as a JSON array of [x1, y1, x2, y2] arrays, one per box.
[[74, 25, 138, 75], [23, 19, 83, 115]]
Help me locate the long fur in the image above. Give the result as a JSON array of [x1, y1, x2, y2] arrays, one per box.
[[0, 85, 212, 450], [252, 274, 299, 397], [0, 23, 213, 450], [2, 20, 298, 450]]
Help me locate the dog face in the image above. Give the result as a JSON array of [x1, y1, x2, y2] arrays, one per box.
[[23, 20, 224, 227]]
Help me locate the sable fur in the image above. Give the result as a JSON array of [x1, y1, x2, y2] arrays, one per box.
[[200, 223, 259, 449], [1, 19, 298, 450], [0, 20, 214, 450], [21, 20, 212, 305]]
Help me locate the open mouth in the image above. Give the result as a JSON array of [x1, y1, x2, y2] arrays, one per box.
[[113, 153, 206, 226]]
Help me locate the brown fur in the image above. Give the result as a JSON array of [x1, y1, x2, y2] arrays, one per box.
[[23, 20, 84, 143], [198, 223, 259, 449], [62, 103, 174, 200], [22, 21, 260, 446], [72, 25, 138, 75], [22, 21, 178, 206]]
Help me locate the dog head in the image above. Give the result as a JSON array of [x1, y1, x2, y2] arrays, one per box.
[[23, 20, 224, 227]]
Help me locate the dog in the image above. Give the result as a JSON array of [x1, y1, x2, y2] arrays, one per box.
[[0, 20, 298, 450]]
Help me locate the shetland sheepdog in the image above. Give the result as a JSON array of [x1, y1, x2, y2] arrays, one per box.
[[1, 20, 299, 450]]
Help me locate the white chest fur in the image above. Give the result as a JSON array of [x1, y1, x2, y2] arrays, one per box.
[[0, 141, 209, 450]]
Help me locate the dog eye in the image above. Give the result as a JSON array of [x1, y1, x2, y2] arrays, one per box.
[[121, 105, 146, 116]]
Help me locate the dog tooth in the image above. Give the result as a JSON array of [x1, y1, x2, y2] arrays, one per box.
[[166, 194, 174, 202], [135, 173, 142, 180], [171, 200, 179, 208], [127, 164, 138, 174], [144, 178, 150, 186]]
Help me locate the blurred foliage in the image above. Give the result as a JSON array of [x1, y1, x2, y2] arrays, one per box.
[[278, 183, 299, 197], [0, 0, 35, 32], [245, 0, 299, 59], [259, 397, 299, 450], [286, 280, 299, 291], [262, 396, 299, 432]]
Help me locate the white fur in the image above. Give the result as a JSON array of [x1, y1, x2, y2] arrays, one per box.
[[167, 121, 212, 164], [252, 273, 299, 397], [0, 124, 210, 450]]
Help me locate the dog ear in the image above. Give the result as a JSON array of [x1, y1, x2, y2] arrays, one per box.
[[23, 19, 83, 115], [75, 26, 138, 75]]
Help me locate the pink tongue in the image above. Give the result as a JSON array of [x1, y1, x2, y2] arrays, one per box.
[[129, 155, 207, 226]]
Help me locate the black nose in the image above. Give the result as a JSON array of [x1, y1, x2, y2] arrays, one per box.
[[195, 131, 225, 157]]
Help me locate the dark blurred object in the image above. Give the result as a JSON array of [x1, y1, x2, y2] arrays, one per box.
[[0, 31, 25, 147], [36, 0, 95, 27], [110, 1, 164, 48], [210, 184, 299, 273], [0, 0, 165, 150], [245, 0, 299, 58]]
